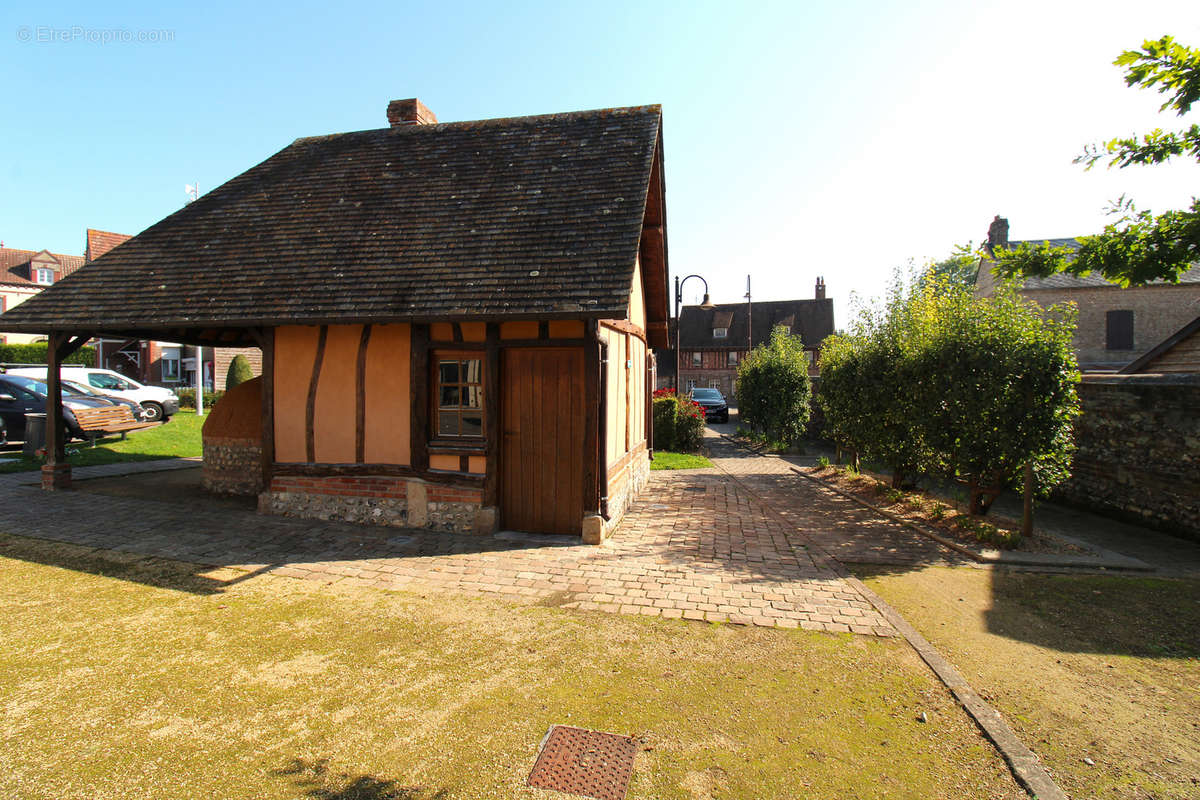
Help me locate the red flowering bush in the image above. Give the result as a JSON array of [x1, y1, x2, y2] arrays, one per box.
[[653, 390, 705, 452]]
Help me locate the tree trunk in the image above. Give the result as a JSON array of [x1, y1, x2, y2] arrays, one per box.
[[1022, 462, 1034, 538], [891, 470, 904, 489]]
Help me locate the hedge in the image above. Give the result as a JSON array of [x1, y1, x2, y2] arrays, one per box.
[[0, 342, 95, 367]]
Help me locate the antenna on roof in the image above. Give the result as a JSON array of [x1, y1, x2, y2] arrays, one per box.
[[184, 183, 199, 204]]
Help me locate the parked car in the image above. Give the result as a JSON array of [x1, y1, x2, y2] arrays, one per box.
[[689, 387, 729, 423], [0, 374, 119, 441], [62, 379, 149, 421], [5, 366, 179, 422]]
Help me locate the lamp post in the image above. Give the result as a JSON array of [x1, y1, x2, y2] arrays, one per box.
[[674, 274, 716, 393]]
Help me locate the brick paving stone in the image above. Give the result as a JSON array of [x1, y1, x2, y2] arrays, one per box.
[[0, 449, 908, 637]]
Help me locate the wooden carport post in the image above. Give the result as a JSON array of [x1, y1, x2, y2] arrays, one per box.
[[42, 331, 91, 491]]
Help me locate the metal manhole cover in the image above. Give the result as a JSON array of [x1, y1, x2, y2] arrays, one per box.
[[527, 725, 638, 800]]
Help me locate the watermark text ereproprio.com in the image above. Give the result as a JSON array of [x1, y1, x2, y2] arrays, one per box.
[[16, 25, 175, 44]]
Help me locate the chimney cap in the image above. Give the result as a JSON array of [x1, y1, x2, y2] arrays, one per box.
[[387, 98, 438, 127]]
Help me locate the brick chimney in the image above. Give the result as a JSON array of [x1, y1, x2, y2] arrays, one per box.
[[986, 215, 1010, 252], [387, 98, 438, 127], [815, 276, 826, 300]]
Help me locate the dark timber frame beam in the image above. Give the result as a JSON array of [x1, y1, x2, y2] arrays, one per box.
[[42, 331, 93, 491]]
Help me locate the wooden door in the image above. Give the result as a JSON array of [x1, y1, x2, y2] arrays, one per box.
[[501, 348, 585, 534]]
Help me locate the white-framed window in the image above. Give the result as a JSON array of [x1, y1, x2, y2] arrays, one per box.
[[161, 346, 181, 381], [34, 267, 54, 285], [685, 379, 697, 392], [713, 327, 728, 338], [727, 350, 739, 367], [691, 351, 702, 367]]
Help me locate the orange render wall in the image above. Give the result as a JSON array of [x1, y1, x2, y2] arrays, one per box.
[[273, 324, 411, 465]]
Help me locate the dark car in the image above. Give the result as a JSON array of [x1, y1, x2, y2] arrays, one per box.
[[690, 387, 729, 423], [0, 374, 118, 441]]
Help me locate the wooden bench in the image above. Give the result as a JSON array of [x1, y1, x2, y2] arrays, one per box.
[[71, 405, 158, 445]]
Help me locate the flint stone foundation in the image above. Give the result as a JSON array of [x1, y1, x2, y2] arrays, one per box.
[[261, 474, 491, 535]]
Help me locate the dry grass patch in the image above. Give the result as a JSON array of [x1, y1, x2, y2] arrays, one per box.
[[856, 564, 1200, 800], [0, 533, 1028, 799]]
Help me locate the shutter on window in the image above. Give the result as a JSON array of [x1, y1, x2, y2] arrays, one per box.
[[1106, 310, 1134, 351]]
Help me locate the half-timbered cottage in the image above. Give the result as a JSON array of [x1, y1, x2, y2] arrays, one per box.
[[0, 99, 670, 542]]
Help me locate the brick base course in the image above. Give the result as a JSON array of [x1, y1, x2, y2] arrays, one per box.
[[261, 473, 488, 535]]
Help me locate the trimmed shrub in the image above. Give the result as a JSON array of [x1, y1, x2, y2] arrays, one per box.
[[0, 342, 95, 367], [652, 388, 706, 452], [176, 388, 224, 409], [652, 393, 678, 451], [736, 326, 812, 446], [675, 396, 706, 452], [225, 354, 254, 390]]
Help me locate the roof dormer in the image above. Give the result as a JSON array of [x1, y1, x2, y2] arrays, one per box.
[[29, 250, 60, 286]]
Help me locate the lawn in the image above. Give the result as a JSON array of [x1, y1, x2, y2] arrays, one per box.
[[0, 412, 203, 473], [855, 565, 1200, 800], [0, 533, 1025, 799], [650, 451, 714, 470]]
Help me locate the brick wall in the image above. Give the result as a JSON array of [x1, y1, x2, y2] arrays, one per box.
[[213, 347, 263, 391], [1056, 374, 1200, 540]]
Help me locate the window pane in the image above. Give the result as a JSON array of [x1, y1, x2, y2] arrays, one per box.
[[438, 361, 459, 384], [463, 386, 481, 408], [438, 411, 459, 436], [439, 386, 460, 407], [462, 359, 482, 383], [461, 413, 483, 437]]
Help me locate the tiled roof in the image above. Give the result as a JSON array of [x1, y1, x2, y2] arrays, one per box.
[[0, 105, 663, 334], [85, 228, 132, 261], [0, 247, 86, 288], [1006, 238, 1200, 290], [678, 299, 835, 350]]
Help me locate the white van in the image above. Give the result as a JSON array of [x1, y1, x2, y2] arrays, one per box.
[[4, 366, 180, 422]]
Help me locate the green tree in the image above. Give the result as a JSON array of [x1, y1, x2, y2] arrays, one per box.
[[993, 35, 1200, 286], [819, 274, 1080, 515], [923, 243, 979, 288], [735, 325, 812, 446], [225, 354, 254, 390]]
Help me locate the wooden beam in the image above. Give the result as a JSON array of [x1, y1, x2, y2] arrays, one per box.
[[260, 327, 276, 491], [600, 319, 646, 344], [305, 325, 328, 463], [427, 337, 587, 349], [355, 324, 373, 463], [452, 323, 463, 343], [483, 322, 500, 508], [42, 332, 71, 490], [410, 324, 430, 472], [538, 320, 549, 340], [625, 332, 632, 454], [582, 319, 601, 515]]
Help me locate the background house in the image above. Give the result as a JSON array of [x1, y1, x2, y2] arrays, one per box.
[[0, 244, 86, 344], [86, 229, 263, 390], [975, 216, 1200, 372], [659, 278, 835, 398]]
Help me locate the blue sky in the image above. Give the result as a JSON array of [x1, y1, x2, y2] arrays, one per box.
[[2, 0, 1197, 329]]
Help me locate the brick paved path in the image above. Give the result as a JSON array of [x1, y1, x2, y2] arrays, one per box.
[[0, 452, 900, 637], [704, 436, 969, 567]]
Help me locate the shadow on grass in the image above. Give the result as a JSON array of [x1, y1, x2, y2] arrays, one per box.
[[273, 759, 447, 800], [0, 532, 230, 596], [855, 563, 1200, 659]]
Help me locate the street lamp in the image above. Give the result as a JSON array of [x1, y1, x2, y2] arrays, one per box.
[[674, 274, 715, 392]]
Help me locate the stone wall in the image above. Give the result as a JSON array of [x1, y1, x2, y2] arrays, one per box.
[[260, 474, 495, 535], [202, 436, 264, 495], [1056, 374, 1200, 540]]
